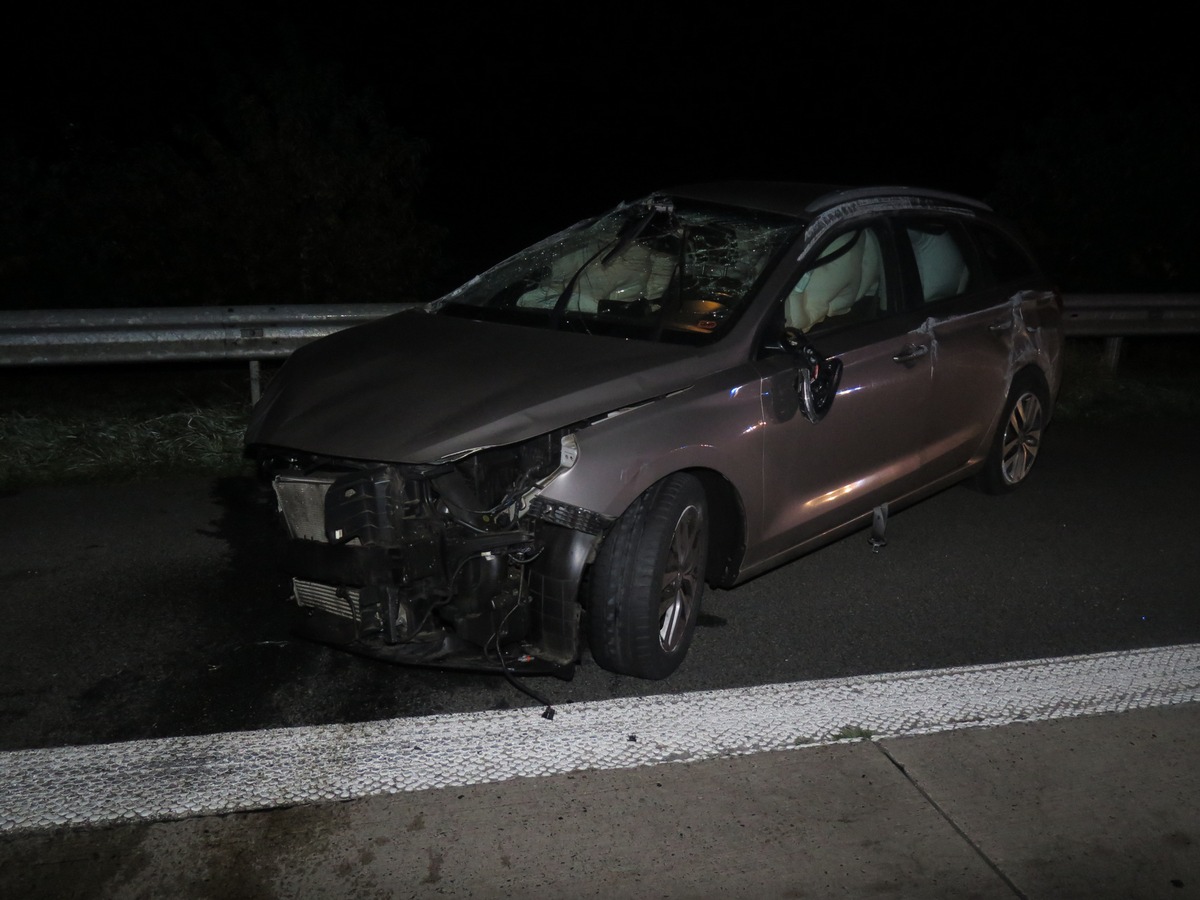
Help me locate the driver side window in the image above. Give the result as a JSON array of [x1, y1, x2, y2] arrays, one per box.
[[785, 224, 888, 333]]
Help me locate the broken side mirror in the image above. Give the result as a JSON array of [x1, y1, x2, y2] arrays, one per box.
[[783, 327, 843, 424]]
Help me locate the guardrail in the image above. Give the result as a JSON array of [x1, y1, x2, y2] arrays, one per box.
[[1059, 293, 1200, 368], [0, 303, 420, 402], [1, 295, 1197, 400]]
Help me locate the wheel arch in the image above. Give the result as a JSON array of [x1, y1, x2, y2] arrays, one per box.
[[972, 363, 1052, 494], [979, 362, 1052, 454], [582, 465, 748, 592], [686, 467, 747, 589], [1004, 362, 1054, 433], [1013, 363, 1052, 410]]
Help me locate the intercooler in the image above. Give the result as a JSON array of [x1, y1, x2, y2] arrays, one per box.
[[291, 578, 362, 620]]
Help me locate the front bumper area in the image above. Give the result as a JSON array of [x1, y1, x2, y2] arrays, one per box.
[[292, 602, 576, 676], [262, 454, 605, 676]]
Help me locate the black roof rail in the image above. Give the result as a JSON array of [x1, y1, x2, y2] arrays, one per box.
[[805, 185, 993, 214]]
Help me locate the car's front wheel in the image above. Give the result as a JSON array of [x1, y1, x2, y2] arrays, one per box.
[[587, 473, 708, 679], [975, 373, 1049, 494]]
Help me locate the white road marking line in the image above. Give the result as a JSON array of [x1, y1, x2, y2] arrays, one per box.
[[2, 644, 1198, 833]]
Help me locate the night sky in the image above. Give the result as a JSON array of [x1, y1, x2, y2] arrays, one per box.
[[5, 3, 1196, 295]]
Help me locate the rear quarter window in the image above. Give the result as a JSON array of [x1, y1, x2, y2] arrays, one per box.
[[968, 222, 1039, 285]]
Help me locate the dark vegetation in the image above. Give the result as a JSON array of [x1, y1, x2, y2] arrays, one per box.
[[1, 10, 1195, 489], [2, 9, 1196, 309], [1, 16, 447, 310], [1054, 337, 1200, 423], [988, 95, 1200, 294], [0, 362, 256, 489]]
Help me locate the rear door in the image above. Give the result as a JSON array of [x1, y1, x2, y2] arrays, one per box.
[[893, 215, 1018, 478]]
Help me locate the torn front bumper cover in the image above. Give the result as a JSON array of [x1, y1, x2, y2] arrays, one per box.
[[265, 455, 609, 678]]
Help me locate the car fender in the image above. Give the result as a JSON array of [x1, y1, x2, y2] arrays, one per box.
[[538, 366, 765, 541]]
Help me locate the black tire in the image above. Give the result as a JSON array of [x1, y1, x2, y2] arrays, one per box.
[[587, 473, 708, 679], [975, 373, 1049, 494]]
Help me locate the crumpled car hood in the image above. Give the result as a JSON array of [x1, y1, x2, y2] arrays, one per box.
[[245, 310, 710, 463]]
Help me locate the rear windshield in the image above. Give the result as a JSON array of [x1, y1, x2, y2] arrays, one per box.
[[431, 195, 800, 344]]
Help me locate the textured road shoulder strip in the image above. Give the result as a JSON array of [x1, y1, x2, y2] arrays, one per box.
[[3, 644, 1198, 833]]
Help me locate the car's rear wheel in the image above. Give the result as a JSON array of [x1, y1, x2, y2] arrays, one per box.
[[587, 473, 708, 679], [975, 373, 1048, 494]]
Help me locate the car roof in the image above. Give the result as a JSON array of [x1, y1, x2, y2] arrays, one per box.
[[664, 181, 992, 218]]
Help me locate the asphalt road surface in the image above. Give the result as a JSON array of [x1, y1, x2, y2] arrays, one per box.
[[2, 416, 1198, 753]]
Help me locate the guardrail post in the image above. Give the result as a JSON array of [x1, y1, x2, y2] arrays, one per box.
[[249, 360, 262, 405], [1103, 337, 1123, 371]]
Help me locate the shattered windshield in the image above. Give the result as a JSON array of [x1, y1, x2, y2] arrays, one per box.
[[430, 195, 800, 343]]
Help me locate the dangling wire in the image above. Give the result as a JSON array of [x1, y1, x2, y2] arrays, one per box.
[[486, 565, 557, 719]]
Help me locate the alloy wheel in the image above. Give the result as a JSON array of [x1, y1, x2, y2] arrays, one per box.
[[1001, 392, 1044, 485], [658, 504, 703, 652]]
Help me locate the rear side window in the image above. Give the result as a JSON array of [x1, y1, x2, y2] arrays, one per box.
[[903, 219, 974, 304]]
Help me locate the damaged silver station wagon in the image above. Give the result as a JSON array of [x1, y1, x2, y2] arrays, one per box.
[[244, 182, 1064, 680]]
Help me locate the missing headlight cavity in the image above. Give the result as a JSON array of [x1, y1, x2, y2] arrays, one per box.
[[260, 427, 595, 680]]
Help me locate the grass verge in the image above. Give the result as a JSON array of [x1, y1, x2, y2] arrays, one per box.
[[1054, 337, 1200, 423], [0, 363, 261, 490]]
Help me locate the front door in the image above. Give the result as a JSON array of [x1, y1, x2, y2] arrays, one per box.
[[749, 222, 934, 570]]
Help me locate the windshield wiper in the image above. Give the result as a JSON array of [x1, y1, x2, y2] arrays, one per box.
[[549, 197, 677, 332], [650, 224, 688, 342], [548, 242, 611, 330], [601, 197, 673, 266]]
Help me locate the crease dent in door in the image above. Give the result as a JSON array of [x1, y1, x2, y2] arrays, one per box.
[[908, 297, 1030, 374]]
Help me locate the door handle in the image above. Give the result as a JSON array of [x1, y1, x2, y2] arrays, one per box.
[[988, 319, 1014, 333], [892, 344, 930, 365]]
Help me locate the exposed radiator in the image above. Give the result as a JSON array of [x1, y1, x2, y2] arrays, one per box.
[[273, 474, 334, 542], [292, 578, 361, 620]]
